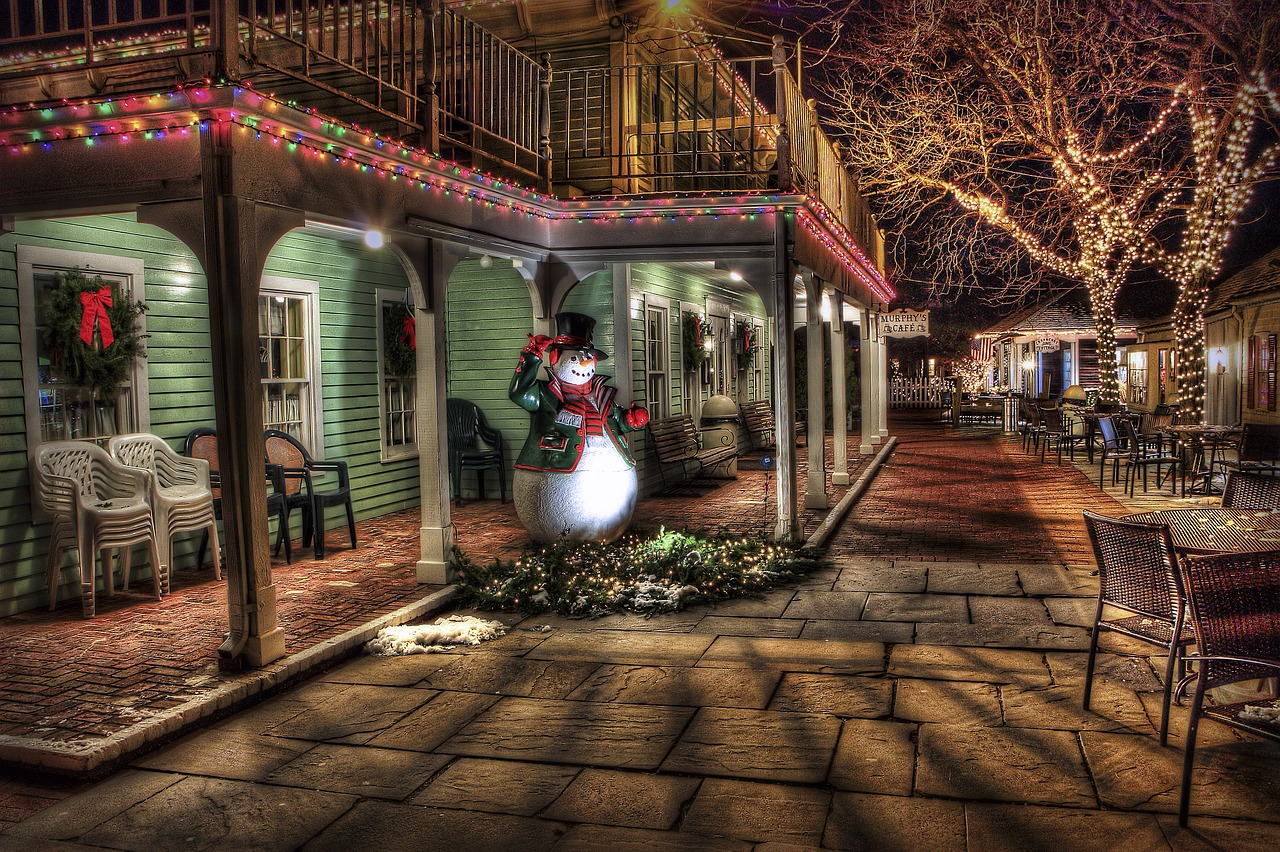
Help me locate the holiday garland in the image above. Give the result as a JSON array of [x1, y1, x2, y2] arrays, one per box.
[[682, 311, 714, 371], [383, 300, 417, 377], [733, 322, 761, 369], [42, 269, 146, 399]]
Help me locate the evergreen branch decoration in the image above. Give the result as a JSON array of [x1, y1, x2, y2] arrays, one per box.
[[383, 300, 417, 377], [42, 269, 146, 399], [454, 528, 826, 619], [682, 311, 714, 371], [734, 322, 760, 370]]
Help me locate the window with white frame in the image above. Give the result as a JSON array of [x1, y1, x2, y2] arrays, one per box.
[[1128, 350, 1149, 406], [376, 287, 418, 460], [644, 295, 671, 421], [752, 319, 765, 399], [17, 246, 149, 452], [259, 277, 323, 451]]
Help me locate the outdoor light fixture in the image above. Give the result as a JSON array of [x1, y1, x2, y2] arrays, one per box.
[[820, 293, 832, 322], [480, 254, 494, 269], [1022, 359, 1036, 371], [1212, 348, 1227, 374], [729, 270, 744, 282], [704, 335, 715, 352], [363, 229, 383, 249]]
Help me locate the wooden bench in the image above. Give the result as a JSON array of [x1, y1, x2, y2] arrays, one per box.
[[739, 399, 776, 449], [647, 414, 738, 490]]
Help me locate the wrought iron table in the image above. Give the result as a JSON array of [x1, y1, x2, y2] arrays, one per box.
[[1125, 507, 1280, 555]]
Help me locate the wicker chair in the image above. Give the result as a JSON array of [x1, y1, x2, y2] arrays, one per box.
[[1175, 549, 1280, 827], [32, 440, 162, 617], [1221, 470, 1280, 510], [264, 429, 356, 560], [110, 433, 220, 581], [1082, 511, 1193, 745]]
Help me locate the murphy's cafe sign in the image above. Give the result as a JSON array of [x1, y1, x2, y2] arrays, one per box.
[[878, 310, 929, 338]]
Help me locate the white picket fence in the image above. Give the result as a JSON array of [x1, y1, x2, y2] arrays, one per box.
[[890, 376, 950, 408]]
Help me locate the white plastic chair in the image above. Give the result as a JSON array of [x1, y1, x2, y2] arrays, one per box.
[[109, 433, 221, 581], [31, 440, 162, 617]]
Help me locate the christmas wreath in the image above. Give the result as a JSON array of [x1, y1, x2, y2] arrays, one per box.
[[733, 322, 760, 370], [682, 311, 714, 371], [383, 300, 417, 377], [42, 269, 146, 399]]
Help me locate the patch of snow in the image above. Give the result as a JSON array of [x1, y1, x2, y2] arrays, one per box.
[[365, 615, 507, 656]]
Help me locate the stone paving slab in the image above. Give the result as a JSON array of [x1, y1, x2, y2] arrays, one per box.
[[1044, 596, 1097, 628], [440, 698, 696, 770], [798, 619, 916, 643], [542, 768, 700, 830], [893, 678, 1003, 726], [1044, 651, 1164, 693], [964, 802, 1170, 852], [409, 757, 578, 816], [832, 563, 927, 593], [566, 664, 780, 709], [911, 621, 1092, 650], [916, 724, 1097, 807], [522, 631, 715, 666], [861, 592, 969, 623], [700, 590, 797, 618], [823, 791, 965, 851], [697, 637, 885, 674], [131, 728, 313, 782], [968, 595, 1053, 625], [264, 684, 434, 743], [316, 652, 458, 686], [780, 591, 868, 621], [303, 800, 567, 852], [887, 645, 1052, 685], [1153, 813, 1280, 850], [767, 673, 893, 718], [681, 778, 830, 844], [691, 616, 805, 638], [365, 692, 501, 752], [1082, 731, 1280, 821], [4, 770, 180, 843], [265, 742, 450, 800], [827, 718, 916, 796], [661, 707, 842, 783], [1001, 682, 1154, 734], [85, 775, 355, 852], [926, 563, 1023, 596], [421, 654, 599, 698], [554, 824, 750, 851], [1017, 565, 1099, 597]]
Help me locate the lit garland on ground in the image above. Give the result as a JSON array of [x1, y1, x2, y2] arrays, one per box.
[[453, 529, 827, 618]]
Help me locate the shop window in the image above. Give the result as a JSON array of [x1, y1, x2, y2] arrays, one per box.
[[1128, 350, 1149, 406], [259, 277, 322, 450], [377, 288, 418, 460], [17, 246, 149, 453], [1247, 333, 1277, 412], [644, 296, 671, 421]]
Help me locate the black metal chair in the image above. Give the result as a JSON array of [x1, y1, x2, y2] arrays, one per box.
[[263, 429, 356, 560], [1120, 416, 1180, 497], [183, 428, 294, 565], [1082, 511, 1194, 746], [1219, 424, 1280, 478], [446, 398, 507, 507], [1097, 415, 1125, 489], [1222, 470, 1280, 510], [1175, 549, 1280, 827]]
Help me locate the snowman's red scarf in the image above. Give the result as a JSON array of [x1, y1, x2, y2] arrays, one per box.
[[548, 373, 615, 436]]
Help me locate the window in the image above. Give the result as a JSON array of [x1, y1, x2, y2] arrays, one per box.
[[644, 296, 671, 421], [18, 246, 148, 452], [259, 277, 322, 450], [1128, 350, 1148, 406], [1247, 333, 1277, 412], [376, 287, 418, 460]]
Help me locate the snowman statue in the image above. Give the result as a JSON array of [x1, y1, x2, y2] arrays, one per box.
[[509, 311, 649, 543]]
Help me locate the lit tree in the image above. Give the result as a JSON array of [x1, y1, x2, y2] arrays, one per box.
[[799, 0, 1183, 402]]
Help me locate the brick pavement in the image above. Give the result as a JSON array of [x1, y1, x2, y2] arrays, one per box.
[[4, 415, 1278, 849]]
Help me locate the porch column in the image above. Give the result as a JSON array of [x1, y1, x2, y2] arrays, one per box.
[[414, 239, 460, 584], [612, 263, 634, 401], [829, 291, 849, 486], [860, 307, 880, 454], [772, 223, 799, 541], [804, 274, 826, 510], [878, 328, 890, 441]]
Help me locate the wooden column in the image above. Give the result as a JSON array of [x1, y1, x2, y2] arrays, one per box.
[[804, 274, 827, 510], [771, 219, 798, 541], [860, 306, 878, 455], [830, 291, 850, 485]]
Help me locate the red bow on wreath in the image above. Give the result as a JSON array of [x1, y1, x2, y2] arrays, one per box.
[[79, 286, 115, 348], [400, 314, 416, 350]]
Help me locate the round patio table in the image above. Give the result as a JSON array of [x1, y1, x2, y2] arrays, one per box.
[[1124, 507, 1280, 555], [1162, 425, 1243, 496]]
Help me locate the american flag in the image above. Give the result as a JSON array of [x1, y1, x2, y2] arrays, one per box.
[[971, 337, 995, 363]]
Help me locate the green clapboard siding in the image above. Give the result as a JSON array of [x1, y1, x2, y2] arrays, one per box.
[[445, 259, 535, 502], [0, 217, 422, 616]]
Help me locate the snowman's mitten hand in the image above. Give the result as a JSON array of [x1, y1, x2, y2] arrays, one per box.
[[625, 404, 650, 430], [523, 334, 553, 357]]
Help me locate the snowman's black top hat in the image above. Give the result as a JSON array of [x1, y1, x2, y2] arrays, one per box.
[[550, 311, 608, 360]]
